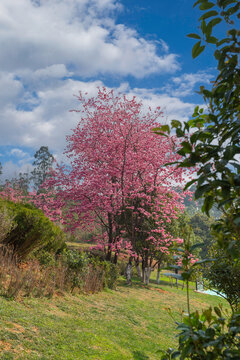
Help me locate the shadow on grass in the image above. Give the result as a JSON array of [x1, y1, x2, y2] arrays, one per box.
[[132, 350, 149, 360]]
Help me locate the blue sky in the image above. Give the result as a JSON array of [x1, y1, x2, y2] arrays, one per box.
[[0, 0, 220, 180]]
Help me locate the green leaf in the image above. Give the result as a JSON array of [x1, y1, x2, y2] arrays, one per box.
[[192, 41, 205, 58], [214, 307, 222, 317], [171, 119, 182, 128], [176, 128, 184, 137], [160, 125, 170, 134], [193, 258, 215, 265], [193, 0, 201, 7], [201, 19, 207, 33], [168, 264, 182, 270], [199, 2, 215, 10], [217, 38, 230, 46], [152, 125, 170, 134], [222, 0, 237, 9], [195, 184, 212, 199], [202, 195, 214, 215], [187, 33, 201, 39], [233, 217, 240, 226], [226, 3, 240, 16], [164, 273, 184, 280], [181, 141, 192, 153], [184, 178, 196, 190], [207, 36, 218, 44], [207, 17, 222, 29], [190, 242, 204, 252], [199, 10, 219, 20]]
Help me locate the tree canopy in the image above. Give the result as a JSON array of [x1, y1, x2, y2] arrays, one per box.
[[45, 88, 192, 269]]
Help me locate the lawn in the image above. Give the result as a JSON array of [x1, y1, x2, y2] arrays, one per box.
[[0, 276, 228, 360]]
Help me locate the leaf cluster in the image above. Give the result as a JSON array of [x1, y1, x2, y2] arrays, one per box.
[[161, 307, 240, 359], [154, 0, 240, 257], [206, 257, 240, 311]]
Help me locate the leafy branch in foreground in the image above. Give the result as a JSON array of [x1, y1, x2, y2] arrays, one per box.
[[157, 1, 240, 358], [154, 0, 240, 258]]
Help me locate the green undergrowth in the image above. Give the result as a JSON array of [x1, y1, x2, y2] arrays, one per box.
[[0, 276, 227, 360]]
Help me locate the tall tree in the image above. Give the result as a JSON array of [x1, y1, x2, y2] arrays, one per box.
[[31, 146, 54, 191], [45, 88, 191, 267]]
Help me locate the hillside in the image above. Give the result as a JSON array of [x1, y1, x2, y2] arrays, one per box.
[[0, 277, 227, 360]]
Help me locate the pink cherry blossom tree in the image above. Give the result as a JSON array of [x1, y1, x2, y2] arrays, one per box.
[[44, 88, 193, 280]]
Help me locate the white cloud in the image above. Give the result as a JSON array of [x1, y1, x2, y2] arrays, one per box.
[[10, 148, 29, 158], [0, 72, 23, 107], [0, 0, 179, 78], [0, 0, 205, 181], [1, 161, 33, 182], [127, 87, 196, 123], [165, 71, 213, 97], [0, 78, 198, 153]]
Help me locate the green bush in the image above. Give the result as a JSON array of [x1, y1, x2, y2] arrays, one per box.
[[0, 198, 66, 259], [161, 308, 240, 360], [35, 249, 56, 266], [61, 249, 89, 291], [62, 249, 89, 270], [0, 201, 16, 243], [90, 258, 119, 289], [206, 258, 240, 312]]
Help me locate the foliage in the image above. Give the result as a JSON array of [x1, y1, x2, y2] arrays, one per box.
[[153, 0, 240, 257], [62, 248, 89, 271], [190, 211, 214, 258], [157, 1, 240, 358], [161, 308, 240, 360], [31, 146, 54, 191], [206, 257, 240, 311], [91, 259, 119, 289], [60, 248, 118, 291], [0, 198, 65, 259], [0, 183, 64, 224], [166, 224, 202, 314], [0, 201, 16, 243], [3, 172, 31, 194], [35, 249, 57, 266], [0, 245, 113, 299]]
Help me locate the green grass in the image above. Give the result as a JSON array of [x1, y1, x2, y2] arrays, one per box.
[[0, 276, 228, 360]]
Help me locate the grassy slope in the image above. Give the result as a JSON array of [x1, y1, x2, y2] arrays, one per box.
[[0, 276, 227, 360]]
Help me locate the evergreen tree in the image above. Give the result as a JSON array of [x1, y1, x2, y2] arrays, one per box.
[[31, 146, 54, 191]]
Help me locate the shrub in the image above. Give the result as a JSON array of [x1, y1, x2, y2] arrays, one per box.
[[206, 258, 240, 312], [62, 248, 89, 270], [0, 246, 109, 299], [90, 258, 119, 289], [161, 308, 240, 360], [0, 198, 66, 259], [35, 249, 56, 266], [0, 201, 16, 243]]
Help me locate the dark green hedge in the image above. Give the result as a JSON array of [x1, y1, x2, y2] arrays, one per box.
[[0, 198, 66, 259]]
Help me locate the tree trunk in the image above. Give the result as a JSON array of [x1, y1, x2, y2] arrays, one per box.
[[144, 267, 151, 285], [126, 256, 132, 285], [175, 268, 178, 289], [156, 263, 161, 284], [141, 258, 145, 282], [113, 252, 118, 264], [106, 213, 113, 261], [135, 257, 141, 278]]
